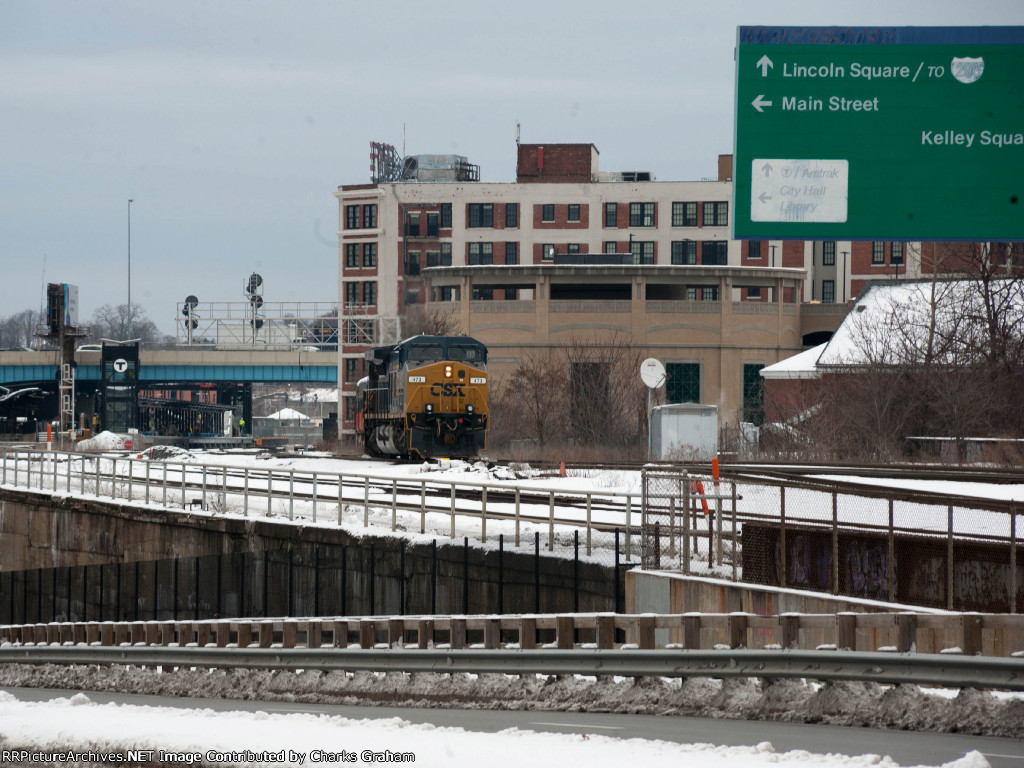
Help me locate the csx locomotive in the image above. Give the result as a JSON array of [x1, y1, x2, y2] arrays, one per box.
[[357, 335, 489, 459]]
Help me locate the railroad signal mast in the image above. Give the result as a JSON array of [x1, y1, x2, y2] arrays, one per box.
[[41, 283, 83, 433]]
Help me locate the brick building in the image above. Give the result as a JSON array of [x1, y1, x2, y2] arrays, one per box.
[[334, 142, 919, 447]]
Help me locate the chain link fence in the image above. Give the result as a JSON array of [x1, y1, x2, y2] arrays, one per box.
[[641, 468, 1022, 612]]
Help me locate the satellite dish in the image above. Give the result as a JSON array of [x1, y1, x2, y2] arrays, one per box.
[[640, 358, 666, 389]]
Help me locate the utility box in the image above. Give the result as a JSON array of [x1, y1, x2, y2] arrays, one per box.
[[650, 404, 718, 461]]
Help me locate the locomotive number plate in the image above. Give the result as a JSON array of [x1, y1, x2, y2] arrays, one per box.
[[470, 377, 486, 384], [408, 376, 426, 383]]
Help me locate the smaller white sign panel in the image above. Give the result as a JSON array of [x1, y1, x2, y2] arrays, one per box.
[[751, 159, 849, 223], [408, 376, 426, 383], [470, 377, 487, 384]]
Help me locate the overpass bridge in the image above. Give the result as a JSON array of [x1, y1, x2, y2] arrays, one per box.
[[0, 346, 338, 439]]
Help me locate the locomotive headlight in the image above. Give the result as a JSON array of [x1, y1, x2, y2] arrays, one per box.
[[444, 364, 453, 378], [466, 404, 474, 414], [425, 403, 433, 413]]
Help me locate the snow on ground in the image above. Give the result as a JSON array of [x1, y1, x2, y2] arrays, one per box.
[[1, 663, 1022, 742], [0, 688, 995, 768]]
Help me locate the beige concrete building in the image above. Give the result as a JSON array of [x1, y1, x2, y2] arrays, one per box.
[[423, 263, 806, 428]]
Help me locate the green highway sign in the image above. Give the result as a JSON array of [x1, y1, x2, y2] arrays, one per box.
[[733, 26, 1024, 241]]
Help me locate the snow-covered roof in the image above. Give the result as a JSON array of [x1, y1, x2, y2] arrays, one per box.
[[262, 407, 310, 421], [295, 387, 338, 403], [760, 343, 826, 380], [817, 278, 1024, 368]]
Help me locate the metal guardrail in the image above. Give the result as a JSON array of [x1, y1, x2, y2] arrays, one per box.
[[2, 645, 1023, 691]]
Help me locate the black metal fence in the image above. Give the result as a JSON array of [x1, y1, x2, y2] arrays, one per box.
[[0, 530, 633, 626]]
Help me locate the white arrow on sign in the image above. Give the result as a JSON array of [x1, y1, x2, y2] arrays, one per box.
[[756, 54, 774, 76], [752, 95, 773, 113]]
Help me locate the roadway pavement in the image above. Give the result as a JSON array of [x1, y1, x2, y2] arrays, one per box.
[[4, 687, 1022, 767]]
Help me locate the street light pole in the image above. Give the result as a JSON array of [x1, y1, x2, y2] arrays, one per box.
[[128, 198, 134, 337]]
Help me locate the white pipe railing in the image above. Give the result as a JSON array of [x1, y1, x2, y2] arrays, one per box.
[[0, 447, 653, 559]]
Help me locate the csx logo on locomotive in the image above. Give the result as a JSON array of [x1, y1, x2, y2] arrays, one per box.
[[431, 382, 465, 396]]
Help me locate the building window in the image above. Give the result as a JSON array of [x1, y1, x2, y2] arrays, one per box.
[[666, 362, 700, 404], [468, 242, 493, 265], [672, 202, 698, 227], [822, 279, 835, 303], [440, 203, 452, 228], [891, 242, 904, 265], [747, 286, 762, 299], [604, 241, 617, 254], [702, 286, 719, 302], [604, 203, 617, 228], [568, 204, 580, 222], [671, 241, 697, 265], [823, 241, 836, 266], [506, 203, 518, 228], [703, 201, 728, 227], [505, 288, 517, 300], [362, 281, 376, 306], [362, 242, 376, 268], [566, 243, 580, 255], [542, 204, 555, 222], [872, 241, 886, 265], [426, 251, 439, 268], [743, 363, 765, 425], [344, 358, 357, 383], [631, 241, 655, 264], [542, 243, 555, 261], [748, 240, 762, 260], [468, 203, 493, 228], [344, 282, 358, 305], [505, 242, 518, 264], [439, 287, 455, 302], [472, 287, 493, 301], [686, 287, 698, 301], [407, 252, 420, 275], [362, 204, 377, 229], [345, 243, 359, 268], [345, 205, 359, 230], [440, 243, 452, 266], [426, 212, 439, 237], [701, 241, 728, 265], [629, 202, 655, 227], [405, 212, 420, 237]]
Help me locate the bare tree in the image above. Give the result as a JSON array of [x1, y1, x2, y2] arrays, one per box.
[[401, 303, 464, 338], [489, 350, 568, 452], [82, 303, 162, 343], [0, 309, 44, 348]]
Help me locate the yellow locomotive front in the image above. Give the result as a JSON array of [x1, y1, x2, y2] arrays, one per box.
[[361, 335, 489, 459]]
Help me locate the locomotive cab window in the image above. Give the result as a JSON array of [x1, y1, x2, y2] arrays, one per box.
[[447, 343, 485, 363], [407, 343, 444, 363]]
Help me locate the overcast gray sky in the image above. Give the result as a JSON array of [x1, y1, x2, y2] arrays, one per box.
[[3, 0, 1022, 336]]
